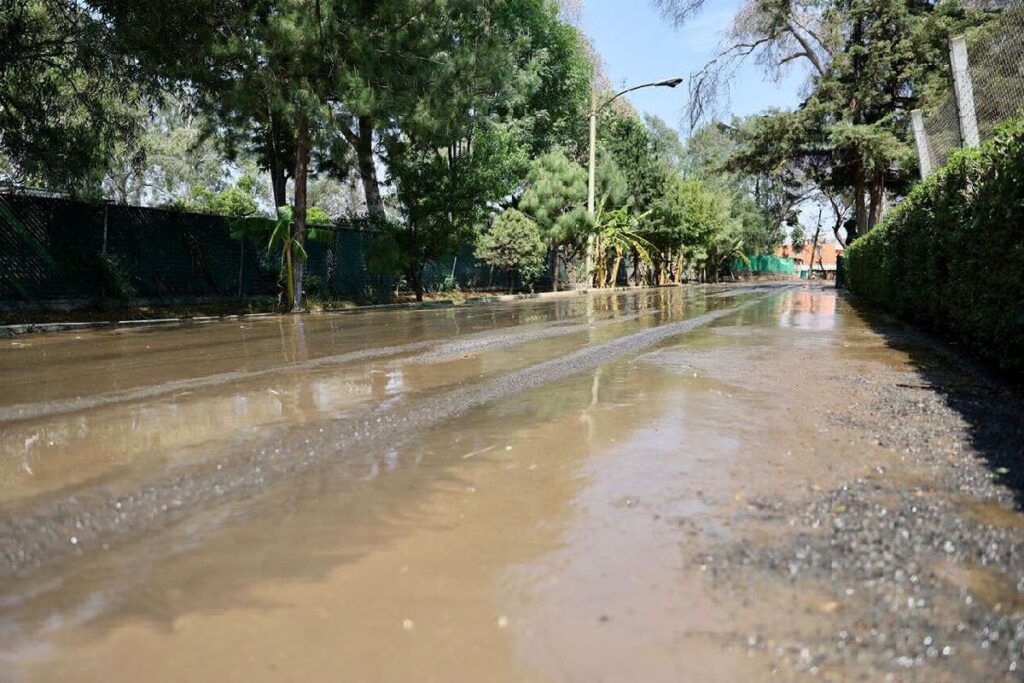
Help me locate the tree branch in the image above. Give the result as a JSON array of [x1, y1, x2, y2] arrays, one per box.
[[784, 18, 826, 76]]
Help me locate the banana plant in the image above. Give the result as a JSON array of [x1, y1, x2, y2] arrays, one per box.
[[591, 205, 655, 288], [231, 207, 331, 309], [706, 233, 750, 283]]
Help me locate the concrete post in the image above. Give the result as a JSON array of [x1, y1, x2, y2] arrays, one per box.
[[910, 109, 934, 179], [950, 35, 980, 148]]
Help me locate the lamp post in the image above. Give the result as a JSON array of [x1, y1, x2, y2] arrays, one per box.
[[586, 77, 682, 287]]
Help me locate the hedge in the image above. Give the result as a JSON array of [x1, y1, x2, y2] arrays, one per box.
[[845, 117, 1024, 374]]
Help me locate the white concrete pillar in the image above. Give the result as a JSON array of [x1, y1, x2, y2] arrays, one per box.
[[950, 35, 980, 148], [911, 109, 934, 178]]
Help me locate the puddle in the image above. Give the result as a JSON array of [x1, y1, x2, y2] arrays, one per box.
[[0, 284, 941, 682]]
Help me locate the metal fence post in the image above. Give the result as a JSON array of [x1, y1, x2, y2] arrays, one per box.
[[238, 241, 245, 298], [950, 35, 980, 148], [102, 202, 110, 254], [911, 109, 934, 178]]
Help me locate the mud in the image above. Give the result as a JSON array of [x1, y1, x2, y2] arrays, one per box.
[[1, 283, 1023, 682]]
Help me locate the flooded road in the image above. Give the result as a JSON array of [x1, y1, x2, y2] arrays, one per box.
[[2, 284, 1024, 681]]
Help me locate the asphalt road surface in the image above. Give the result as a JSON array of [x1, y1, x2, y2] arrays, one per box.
[[2, 283, 1023, 682]]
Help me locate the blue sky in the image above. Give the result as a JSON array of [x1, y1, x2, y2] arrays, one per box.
[[582, 0, 808, 136]]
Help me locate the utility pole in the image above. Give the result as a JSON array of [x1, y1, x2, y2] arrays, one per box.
[[586, 87, 598, 286]]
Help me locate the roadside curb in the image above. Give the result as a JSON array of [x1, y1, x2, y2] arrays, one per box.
[[0, 288, 607, 338]]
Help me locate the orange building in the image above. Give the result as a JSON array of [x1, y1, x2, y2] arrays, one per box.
[[775, 241, 845, 279]]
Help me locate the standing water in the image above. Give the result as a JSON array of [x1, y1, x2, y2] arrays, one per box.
[[2, 284, 1023, 681]]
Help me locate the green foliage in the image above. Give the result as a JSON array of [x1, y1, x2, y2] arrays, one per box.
[[678, 180, 735, 251], [648, 174, 688, 246], [592, 205, 655, 286], [654, 0, 994, 245], [671, 118, 797, 256], [230, 205, 331, 308], [0, 0, 143, 191], [599, 110, 668, 214], [93, 253, 137, 301], [306, 206, 334, 226], [520, 150, 591, 244], [477, 210, 548, 290], [501, 0, 594, 156], [385, 121, 528, 299], [103, 98, 237, 206], [790, 225, 806, 252], [845, 117, 1024, 374], [674, 179, 743, 279], [182, 175, 261, 218], [644, 115, 687, 174]]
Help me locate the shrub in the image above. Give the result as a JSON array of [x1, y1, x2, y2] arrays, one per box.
[[94, 252, 137, 300], [845, 117, 1024, 374], [477, 209, 548, 291]]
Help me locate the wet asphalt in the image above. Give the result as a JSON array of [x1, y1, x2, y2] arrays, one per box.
[[1, 283, 1023, 682]]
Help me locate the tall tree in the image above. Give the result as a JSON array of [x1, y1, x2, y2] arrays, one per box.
[[519, 150, 591, 291], [645, 114, 688, 175], [0, 0, 143, 191], [98, 0, 343, 309], [381, 121, 528, 301], [330, 0, 592, 220], [654, 0, 988, 241], [102, 97, 231, 206]]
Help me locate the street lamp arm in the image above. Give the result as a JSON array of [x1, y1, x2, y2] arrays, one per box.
[[595, 78, 684, 115]]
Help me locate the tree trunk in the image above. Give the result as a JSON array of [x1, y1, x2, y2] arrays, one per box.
[[609, 247, 623, 288], [291, 112, 310, 311], [808, 224, 822, 280], [868, 171, 885, 230], [355, 116, 385, 221], [550, 240, 559, 292], [408, 267, 424, 302], [851, 157, 867, 245], [268, 109, 288, 209], [592, 238, 605, 288], [270, 167, 288, 210]]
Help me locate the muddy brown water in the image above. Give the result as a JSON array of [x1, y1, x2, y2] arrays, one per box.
[[0, 284, 946, 681]]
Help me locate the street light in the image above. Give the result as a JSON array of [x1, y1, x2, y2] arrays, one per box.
[[586, 77, 683, 286]]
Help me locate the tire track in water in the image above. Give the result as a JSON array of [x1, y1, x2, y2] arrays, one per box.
[[0, 311, 648, 425], [0, 289, 782, 578]]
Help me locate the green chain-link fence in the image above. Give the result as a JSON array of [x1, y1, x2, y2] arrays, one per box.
[[733, 255, 797, 276], [920, 1, 1024, 169], [0, 192, 505, 305]]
